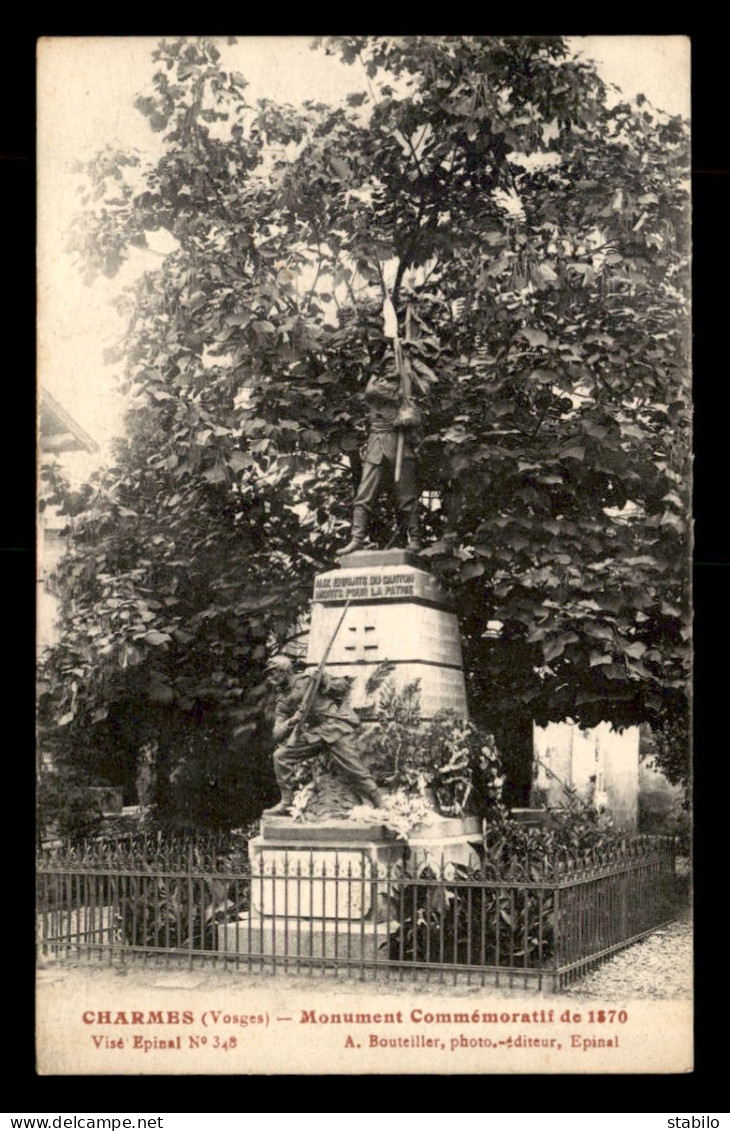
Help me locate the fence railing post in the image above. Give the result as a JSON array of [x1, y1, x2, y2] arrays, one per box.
[[552, 883, 561, 992]]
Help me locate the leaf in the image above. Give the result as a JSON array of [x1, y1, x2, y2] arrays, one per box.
[[148, 682, 175, 703], [581, 420, 608, 440], [589, 651, 612, 667], [532, 262, 558, 285], [460, 560, 484, 580], [420, 539, 454, 558], [411, 358, 438, 385], [227, 451, 253, 472], [560, 445, 586, 461], [585, 623, 614, 641], [518, 328, 549, 348], [443, 426, 472, 443], [364, 660, 396, 695], [543, 633, 578, 662], [202, 463, 229, 483], [329, 155, 351, 180], [144, 631, 172, 646]]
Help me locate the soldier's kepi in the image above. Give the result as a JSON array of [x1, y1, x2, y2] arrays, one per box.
[[262, 601, 383, 817]]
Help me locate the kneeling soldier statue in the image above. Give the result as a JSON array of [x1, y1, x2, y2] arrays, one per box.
[[263, 655, 383, 816]]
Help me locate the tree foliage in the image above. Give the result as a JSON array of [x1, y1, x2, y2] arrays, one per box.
[[39, 36, 691, 823]]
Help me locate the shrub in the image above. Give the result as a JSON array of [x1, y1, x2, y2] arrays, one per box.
[[386, 807, 657, 968], [37, 771, 105, 845], [364, 680, 508, 821], [387, 862, 555, 969]]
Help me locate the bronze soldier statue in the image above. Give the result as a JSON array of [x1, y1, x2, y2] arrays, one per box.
[[262, 655, 383, 816], [338, 372, 422, 556]]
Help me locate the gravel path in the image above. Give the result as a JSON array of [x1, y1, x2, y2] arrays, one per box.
[[562, 908, 693, 999]]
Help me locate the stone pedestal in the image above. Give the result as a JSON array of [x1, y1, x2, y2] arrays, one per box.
[[218, 815, 485, 961], [306, 549, 468, 718], [217, 550, 478, 961], [406, 815, 482, 874], [219, 820, 408, 962], [248, 819, 407, 920], [218, 914, 393, 964]]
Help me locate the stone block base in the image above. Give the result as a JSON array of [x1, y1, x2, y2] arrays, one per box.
[[248, 816, 485, 922], [407, 815, 483, 874], [217, 914, 392, 964], [249, 826, 407, 920]]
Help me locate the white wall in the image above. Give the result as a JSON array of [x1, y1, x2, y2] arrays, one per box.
[[532, 720, 639, 830]]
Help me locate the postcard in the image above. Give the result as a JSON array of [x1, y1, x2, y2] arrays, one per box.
[[36, 35, 692, 1076]]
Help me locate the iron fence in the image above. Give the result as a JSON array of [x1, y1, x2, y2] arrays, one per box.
[[36, 834, 683, 990]]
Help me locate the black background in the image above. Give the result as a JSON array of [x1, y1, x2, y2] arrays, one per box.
[[3, 22, 723, 1105]]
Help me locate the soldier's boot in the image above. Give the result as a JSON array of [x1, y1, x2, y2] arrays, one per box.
[[400, 504, 423, 553], [359, 781, 384, 808], [337, 505, 369, 556], [262, 789, 294, 817]]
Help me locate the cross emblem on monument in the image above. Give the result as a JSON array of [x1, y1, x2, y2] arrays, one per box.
[[342, 611, 380, 660]]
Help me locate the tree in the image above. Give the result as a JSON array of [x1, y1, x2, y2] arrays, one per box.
[[38, 35, 691, 825]]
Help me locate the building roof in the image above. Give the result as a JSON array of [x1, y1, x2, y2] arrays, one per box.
[[39, 386, 100, 454]]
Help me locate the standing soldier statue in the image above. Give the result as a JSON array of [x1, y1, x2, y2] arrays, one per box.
[[337, 370, 423, 556], [338, 297, 434, 557], [262, 654, 383, 816]]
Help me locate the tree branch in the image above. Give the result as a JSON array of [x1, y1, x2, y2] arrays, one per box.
[[396, 127, 426, 180], [392, 196, 426, 307]]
